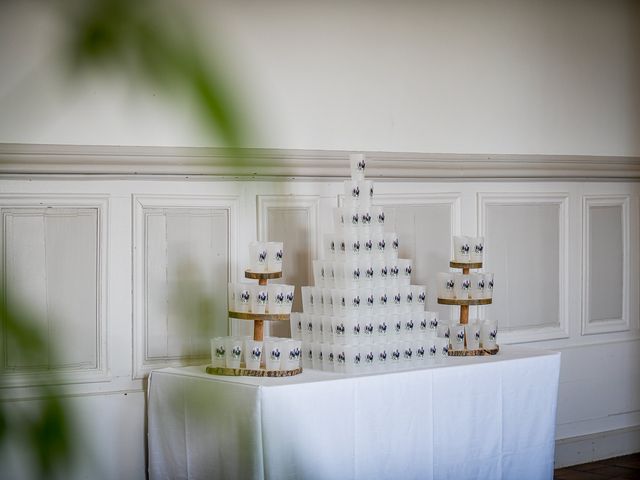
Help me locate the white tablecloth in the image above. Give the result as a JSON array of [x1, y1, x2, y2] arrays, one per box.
[[148, 345, 560, 480]]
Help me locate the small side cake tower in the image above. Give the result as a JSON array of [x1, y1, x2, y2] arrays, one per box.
[[228, 270, 288, 342], [207, 244, 302, 377], [437, 237, 498, 356]]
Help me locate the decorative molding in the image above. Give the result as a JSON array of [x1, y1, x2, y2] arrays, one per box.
[[371, 192, 462, 247], [371, 192, 462, 321], [1, 143, 639, 179], [132, 194, 239, 379], [581, 195, 630, 335], [256, 195, 321, 337], [0, 194, 109, 387], [478, 192, 570, 343], [256, 195, 321, 270]]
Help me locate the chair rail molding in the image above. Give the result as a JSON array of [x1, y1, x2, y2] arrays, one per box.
[[1, 143, 640, 180]]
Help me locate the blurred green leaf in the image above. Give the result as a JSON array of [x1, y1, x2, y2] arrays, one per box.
[[58, 0, 251, 154], [1, 288, 77, 478], [2, 0, 252, 475]]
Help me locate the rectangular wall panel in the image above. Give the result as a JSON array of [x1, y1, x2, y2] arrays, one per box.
[[134, 196, 238, 378], [1, 200, 106, 384], [589, 207, 623, 320], [43, 211, 98, 368], [145, 209, 229, 359], [479, 193, 569, 343], [582, 196, 629, 335], [145, 212, 169, 359], [258, 195, 320, 337], [3, 212, 49, 368], [374, 194, 460, 322]]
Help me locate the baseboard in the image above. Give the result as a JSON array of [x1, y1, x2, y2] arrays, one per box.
[[555, 425, 640, 468]]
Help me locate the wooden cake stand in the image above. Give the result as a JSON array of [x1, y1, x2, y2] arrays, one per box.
[[437, 261, 499, 356], [205, 364, 302, 377], [207, 269, 302, 377]]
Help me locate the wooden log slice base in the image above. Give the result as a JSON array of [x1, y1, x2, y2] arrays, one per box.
[[448, 345, 500, 356], [437, 298, 493, 306], [450, 261, 483, 270], [228, 311, 290, 321], [206, 365, 303, 377], [244, 270, 282, 280]]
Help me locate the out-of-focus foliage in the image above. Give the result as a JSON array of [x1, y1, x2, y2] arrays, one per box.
[[0, 288, 76, 478], [2, 0, 252, 477]]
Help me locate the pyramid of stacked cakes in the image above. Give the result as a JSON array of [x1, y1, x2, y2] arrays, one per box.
[[292, 154, 449, 373]]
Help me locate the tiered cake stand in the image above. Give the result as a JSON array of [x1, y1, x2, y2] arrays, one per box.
[[437, 261, 499, 356], [229, 270, 289, 343], [206, 269, 302, 377]]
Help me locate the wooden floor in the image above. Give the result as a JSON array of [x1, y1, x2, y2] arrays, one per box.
[[554, 453, 640, 479]]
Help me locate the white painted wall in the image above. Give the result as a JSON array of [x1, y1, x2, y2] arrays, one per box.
[[1, 0, 639, 155], [1, 1, 639, 478]]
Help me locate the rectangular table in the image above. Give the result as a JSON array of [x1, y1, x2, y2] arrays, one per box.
[[148, 345, 560, 480]]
